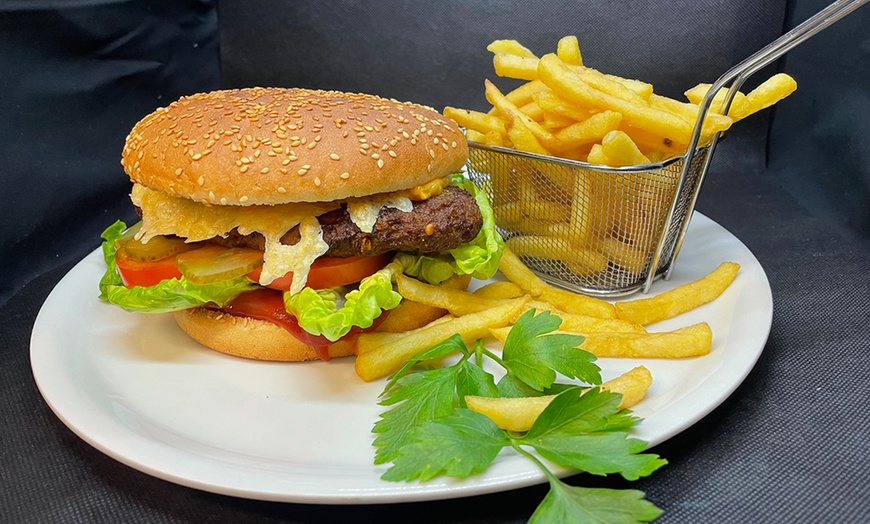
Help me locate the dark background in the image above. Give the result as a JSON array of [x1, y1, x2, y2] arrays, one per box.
[[2, 0, 869, 522]]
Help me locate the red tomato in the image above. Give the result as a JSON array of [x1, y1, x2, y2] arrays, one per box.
[[247, 252, 393, 290], [115, 247, 183, 288], [222, 288, 389, 360]]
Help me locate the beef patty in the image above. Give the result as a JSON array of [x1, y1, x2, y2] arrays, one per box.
[[208, 186, 483, 257]]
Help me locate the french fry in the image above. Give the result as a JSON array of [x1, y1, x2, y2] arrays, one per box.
[[556, 35, 583, 66], [443, 106, 507, 137], [395, 273, 509, 316], [594, 235, 650, 275], [497, 245, 550, 296], [552, 110, 623, 151], [539, 286, 617, 319], [465, 365, 652, 432], [506, 235, 609, 277], [647, 93, 733, 139], [481, 130, 505, 146], [599, 366, 653, 407], [600, 130, 651, 166], [586, 143, 610, 165], [357, 315, 454, 355], [618, 124, 685, 156], [487, 39, 537, 58], [579, 322, 713, 358], [732, 73, 798, 120], [538, 54, 695, 145], [518, 100, 544, 121], [504, 79, 549, 106], [355, 297, 529, 381], [473, 281, 525, 300], [485, 79, 564, 153], [684, 83, 751, 116], [493, 53, 539, 81], [465, 128, 485, 142], [615, 262, 740, 325]]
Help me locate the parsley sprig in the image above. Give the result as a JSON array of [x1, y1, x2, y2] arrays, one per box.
[[372, 310, 666, 523]]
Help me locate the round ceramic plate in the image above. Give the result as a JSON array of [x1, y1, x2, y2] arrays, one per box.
[[31, 212, 772, 504]]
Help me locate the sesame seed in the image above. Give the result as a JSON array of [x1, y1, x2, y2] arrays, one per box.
[[261, 167, 269, 174], [220, 197, 228, 205], [429, 149, 436, 158], [254, 150, 261, 158], [451, 141, 457, 148], [241, 157, 251, 164], [280, 167, 288, 174], [298, 168, 308, 175], [282, 158, 291, 165], [240, 196, 249, 203], [330, 153, 340, 160], [371, 153, 380, 159], [192, 153, 202, 160], [307, 142, 317, 149], [208, 191, 216, 200], [277, 186, 287, 193], [314, 177, 322, 186], [240, 165, 249, 173], [302, 164, 311, 169], [433, 137, 440, 144], [175, 168, 184, 176], [340, 172, 350, 179], [197, 176, 205, 186], [388, 150, 397, 158], [377, 159, 384, 168]]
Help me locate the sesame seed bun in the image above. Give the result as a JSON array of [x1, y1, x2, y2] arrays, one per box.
[[122, 87, 468, 206]]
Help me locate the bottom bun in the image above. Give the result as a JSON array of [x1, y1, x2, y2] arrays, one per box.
[[173, 273, 473, 362], [173, 308, 356, 362]]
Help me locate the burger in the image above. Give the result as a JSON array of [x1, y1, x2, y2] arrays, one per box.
[[98, 87, 503, 362]]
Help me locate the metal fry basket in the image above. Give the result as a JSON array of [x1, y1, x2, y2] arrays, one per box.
[[466, 0, 866, 296]]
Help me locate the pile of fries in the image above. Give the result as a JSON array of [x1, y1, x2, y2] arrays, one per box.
[[356, 246, 738, 373], [355, 249, 739, 429], [446, 36, 797, 165], [445, 37, 795, 289]]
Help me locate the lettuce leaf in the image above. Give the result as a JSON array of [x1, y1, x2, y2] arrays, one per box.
[[285, 262, 403, 342], [98, 221, 258, 313], [399, 174, 504, 285]]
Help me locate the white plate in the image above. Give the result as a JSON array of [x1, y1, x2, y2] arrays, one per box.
[[31, 212, 771, 504]]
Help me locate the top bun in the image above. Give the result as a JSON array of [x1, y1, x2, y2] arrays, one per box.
[[121, 87, 468, 206]]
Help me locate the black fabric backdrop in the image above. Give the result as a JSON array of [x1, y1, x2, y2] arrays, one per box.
[[2, 0, 870, 522]]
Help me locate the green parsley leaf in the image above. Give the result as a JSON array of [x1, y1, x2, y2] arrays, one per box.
[[382, 409, 508, 482], [502, 310, 600, 391], [531, 433, 666, 481], [381, 334, 467, 395], [455, 360, 499, 408], [372, 367, 457, 464], [497, 373, 546, 398], [521, 388, 666, 480], [529, 481, 663, 524], [525, 387, 638, 437]]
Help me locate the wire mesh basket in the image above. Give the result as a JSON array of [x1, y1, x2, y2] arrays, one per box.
[[466, 0, 865, 296], [467, 145, 710, 296]]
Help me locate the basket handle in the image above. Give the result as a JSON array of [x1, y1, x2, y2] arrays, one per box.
[[645, 0, 869, 292]]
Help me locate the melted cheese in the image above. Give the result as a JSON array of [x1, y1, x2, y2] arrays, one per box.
[[260, 216, 329, 295], [346, 194, 413, 233], [131, 184, 339, 289]]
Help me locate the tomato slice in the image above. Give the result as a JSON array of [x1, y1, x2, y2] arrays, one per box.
[[221, 288, 389, 360], [248, 252, 393, 290], [115, 246, 183, 288]]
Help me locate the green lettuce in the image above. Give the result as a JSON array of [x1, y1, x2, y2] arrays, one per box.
[[399, 174, 504, 285], [285, 262, 403, 342], [98, 221, 258, 313]]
